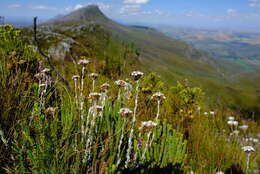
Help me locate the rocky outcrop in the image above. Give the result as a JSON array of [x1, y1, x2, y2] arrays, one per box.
[[48, 38, 75, 60]]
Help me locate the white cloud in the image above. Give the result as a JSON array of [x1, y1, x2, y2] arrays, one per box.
[[249, 3, 260, 7], [121, 0, 150, 16], [64, 3, 111, 13], [97, 3, 111, 11], [8, 4, 21, 8], [74, 4, 84, 10], [65, 4, 84, 12], [227, 9, 238, 13], [30, 5, 57, 11], [120, 4, 141, 16], [124, 0, 150, 4]]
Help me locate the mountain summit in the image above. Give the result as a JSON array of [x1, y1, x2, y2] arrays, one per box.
[[51, 5, 109, 24]]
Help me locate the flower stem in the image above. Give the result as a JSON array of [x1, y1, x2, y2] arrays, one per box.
[[116, 118, 126, 166], [125, 80, 139, 168], [142, 131, 152, 159]]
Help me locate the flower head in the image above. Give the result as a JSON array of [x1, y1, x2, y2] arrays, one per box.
[[231, 130, 240, 136], [78, 59, 90, 66], [41, 68, 50, 73], [93, 105, 103, 113], [141, 121, 157, 130], [89, 73, 98, 80], [227, 116, 235, 121], [227, 120, 238, 126], [239, 125, 249, 131], [100, 83, 110, 92], [209, 111, 215, 115], [88, 92, 101, 101], [242, 146, 255, 154], [119, 108, 133, 118], [115, 80, 127, 87], [34, 72, 46, 80], [251, 138, 259, 143], [151, 92, 166, 101], [131, 71, 144, 81], [45, 107, 58, 114], [216, 171, 224, 174], [233, 121, 238, 126], [39, 83, 46, 88], [72, 75, 80, 81]]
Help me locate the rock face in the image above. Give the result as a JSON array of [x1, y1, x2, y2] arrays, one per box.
[[48, 38, 75, 60]]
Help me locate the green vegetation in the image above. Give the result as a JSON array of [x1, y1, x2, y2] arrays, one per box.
[[1, 23, 260, 174]]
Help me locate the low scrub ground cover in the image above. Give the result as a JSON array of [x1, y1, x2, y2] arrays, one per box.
[[0, 25, 259, 174]]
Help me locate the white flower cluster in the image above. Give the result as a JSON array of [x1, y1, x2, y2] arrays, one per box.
[[115, 80, 128, 87], [100, 83, 110, 91], [131, 71, 144, 81], [88, 92, 101, 101], [118, 108, 133, 118], [72, 75, 80, 80], [89, 73, 98, 80], [242, 146, 255, 153], [227, 120, 239, 126], [141, 121, 157, 130], [239, 125, 249, 131], [151, 92, 166, 101], [78, 59, 90, 66]]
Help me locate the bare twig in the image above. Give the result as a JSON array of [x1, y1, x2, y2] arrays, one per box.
[[33, 17, 71, 90]]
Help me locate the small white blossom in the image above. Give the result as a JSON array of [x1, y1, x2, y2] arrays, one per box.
[[41, 68, 50, 73], [72, 75, 80, 80], [141, 121, 157, 130], [227, 120, 238, 126], [233, 121, 238, 126], [100, 83, 110, 92], [39, 84, 46, 88], [242, 146, 255, 153], [231, 130, 240, 136], [216, 171, 224, 174], [92, 105, 103, 113], [209, 111, 215, 115], [34, 72, 46, 80], [45, 107, 58, 114], [131, 71, 144, 81], [252, 138, 259, 143], [151, 92, 166, 101], [78, 59, 90, 66], [239, 125, 249, 131], [227, 116, 235, 121], [88, 92, 101, 101], [119, 108, 133, 118], [115, 80, 127, 87], [89, 73, 98, 80]]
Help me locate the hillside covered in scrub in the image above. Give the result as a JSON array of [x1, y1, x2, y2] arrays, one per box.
[[0, 5, 259, 174], [21, 5, 260, 116]]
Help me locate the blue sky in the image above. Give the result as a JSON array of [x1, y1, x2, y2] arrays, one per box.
[[1, 0, 260, 29]]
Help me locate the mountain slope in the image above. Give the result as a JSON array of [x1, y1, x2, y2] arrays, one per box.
[[36, 5, 260, 114], [45, 6, 227, 80]]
